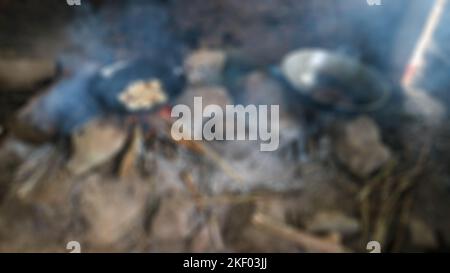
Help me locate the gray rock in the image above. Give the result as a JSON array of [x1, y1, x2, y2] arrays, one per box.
[[67, 118, 127, 176], [408, 218, 438, 249], [334, 116, 391, 177], [184, 49, 226, 85], [176, 85, 231, 110], [174, 85, 232, 140], [242, 71, 285, 108], [403, 89, 445, 126], [149, 195, 197, 252], [76, 175, 148, 249]]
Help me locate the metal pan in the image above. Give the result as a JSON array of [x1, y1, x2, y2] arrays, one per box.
[[281, 49, 392, 113]]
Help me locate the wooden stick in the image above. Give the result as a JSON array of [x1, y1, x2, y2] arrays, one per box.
[[158, 116, 245, 184], [402, 0, 448, 89], [252, 212, 349, 253]]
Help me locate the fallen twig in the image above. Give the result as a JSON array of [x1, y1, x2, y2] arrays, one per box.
[[251, 212, 350, 253]]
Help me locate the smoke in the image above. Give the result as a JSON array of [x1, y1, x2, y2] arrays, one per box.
[[57, 0, 444, 85], [23, 0, 450, 136], [316, 0, 420, 76], [415, 2, 450, 104], [25, 0, 187, 135], [60, 0, 185, 69]]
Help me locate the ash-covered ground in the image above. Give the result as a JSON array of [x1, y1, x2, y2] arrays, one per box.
[[0, 0, 450, 252]]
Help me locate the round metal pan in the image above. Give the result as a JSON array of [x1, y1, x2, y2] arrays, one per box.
[[281, 49, 392, 113]]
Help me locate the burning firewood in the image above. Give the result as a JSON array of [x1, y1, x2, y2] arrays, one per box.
[[117, 125, 145, 179], [155, 114, 245, 185], [402, 0, 449, 89], [400, 0, 448, 124]]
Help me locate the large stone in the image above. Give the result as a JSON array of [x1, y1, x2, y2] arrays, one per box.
[[76, 175, 148, 249], [149, 194, 197, 252], [242, 71, 286, 109], [334, 116, 391, 177], [176, 85, 231, 110], [403, 89, 445, 126], [0, 58, 57, 91], [67, 118, 127, 176], [174, 85, 232, 140], [184, 49, 226, 85], [408, 218, 438, 250]]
